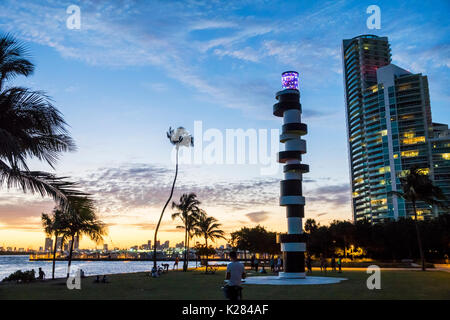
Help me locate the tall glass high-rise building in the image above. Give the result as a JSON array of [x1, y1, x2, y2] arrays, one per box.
[[342, 35, 449, 222]]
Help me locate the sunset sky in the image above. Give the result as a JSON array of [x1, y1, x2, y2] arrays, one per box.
[[0, 0, 449, 250]]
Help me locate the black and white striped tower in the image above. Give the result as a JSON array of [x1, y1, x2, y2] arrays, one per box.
[[274, 71, 309, 279]]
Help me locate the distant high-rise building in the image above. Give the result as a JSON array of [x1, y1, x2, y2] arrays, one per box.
[[430, 123, 450, 213], [162, 241, 169, 249], [155, 240, 161, 249], [343, 35, 449, 222], [147, 240, 152, 249], [175, 241, 184, 249], [103, 244, 108, 251], [44, 237, 53, 252], [73, 235, 79, 250], [56, 237, 63, 251]]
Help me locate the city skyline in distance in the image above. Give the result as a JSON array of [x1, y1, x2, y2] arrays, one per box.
[[0, 0, 449, 249]]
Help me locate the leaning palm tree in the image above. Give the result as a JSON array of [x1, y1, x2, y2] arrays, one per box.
[[390, 166, 447, 271], [0, 34, 78, 205], [152, 127, 193, 269], [63, 197, 107, 278], [42, 208, 68, 279], [172, 193, 201, 272], [194, 211, 225, 272]]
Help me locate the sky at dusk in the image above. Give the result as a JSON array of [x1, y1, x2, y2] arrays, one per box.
[[0, 0, 449, 249]]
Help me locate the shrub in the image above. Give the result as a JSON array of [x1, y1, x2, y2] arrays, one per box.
[[2, 269, 36, 283]]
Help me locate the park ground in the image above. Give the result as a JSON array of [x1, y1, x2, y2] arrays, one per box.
[[0, 267, 449, 300]]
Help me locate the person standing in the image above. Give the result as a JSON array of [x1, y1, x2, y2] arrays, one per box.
[[225, 251, 246, 301], [250, 254, 255, 270], [270, 257, 275, 272], [331, 256, 336, 272], [320, 253, 325, 272], [174, 256, 179, 270], [306, 255, 312, 273], [337, 256, 342, 273]]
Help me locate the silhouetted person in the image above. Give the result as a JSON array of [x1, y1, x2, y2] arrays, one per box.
[[94, 275, 100, 283], [306, 255, 312, 273], [320, 253, 325, 272], [277, 256, 282, 272], [331, 256, 336, 272], [270, 257, 275, 272], [254, 258, 259, 271], [38, 267, 45, 280], [174, 256, 179, 270], [101, 275, 108, 283], [337, 257, 342, 273], [225, 251, 246, 301]]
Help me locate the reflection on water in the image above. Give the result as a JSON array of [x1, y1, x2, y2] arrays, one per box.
[[0, 255, 227, 280]]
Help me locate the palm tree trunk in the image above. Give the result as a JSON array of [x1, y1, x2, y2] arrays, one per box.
[[52, 233, 58, 280], [66, 234, 75, 278], [205, 236, 208, 273], [413, 201, 426, 271], [186, 234, 190, 271], [153, 148, 179, 270], [183, 228, 188, 272]]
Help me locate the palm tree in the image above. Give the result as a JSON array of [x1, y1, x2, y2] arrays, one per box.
[[0, 34, 34, 91], [194, 211, 225, 272], [172, 193, 200, 272], [152, 127, 193, 269], [0, 34, 78, 205], [63, 197, 106, 278], [42, 208, 68, 279], [390, 166, 447, 271]]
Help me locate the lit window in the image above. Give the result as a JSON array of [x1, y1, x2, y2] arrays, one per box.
[[379, 166, 390, 174], [371, 198, 387, 206], [443, 153, 450, 160], [398, 84, 412, 91], [380, 129, 387, 136], [402, 136, 425, 145], [393, 153, 398, 159], [401, 150, 419, 158]]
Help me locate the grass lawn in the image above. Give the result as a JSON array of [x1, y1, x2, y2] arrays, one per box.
[[1, 268, 449, 300]]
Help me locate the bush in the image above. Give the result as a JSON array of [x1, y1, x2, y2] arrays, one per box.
[[2, 269, 36, 283]]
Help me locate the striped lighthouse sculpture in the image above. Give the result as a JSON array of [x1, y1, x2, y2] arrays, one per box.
[[274, 71, 309, 279]]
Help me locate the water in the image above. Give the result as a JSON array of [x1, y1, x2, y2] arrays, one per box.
[[0, 255, 227, 280]]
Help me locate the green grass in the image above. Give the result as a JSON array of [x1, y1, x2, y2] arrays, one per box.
[[1, 268, 449, 300]]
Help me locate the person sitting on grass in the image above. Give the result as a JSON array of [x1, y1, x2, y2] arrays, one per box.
[[224, 251, 246, 301], [101, 275, 109, 283], [94, 275, 100, 283], [151, 266, 159, 278]]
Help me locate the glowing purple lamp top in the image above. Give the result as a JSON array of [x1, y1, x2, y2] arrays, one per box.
[[281, 71, 299, 90]]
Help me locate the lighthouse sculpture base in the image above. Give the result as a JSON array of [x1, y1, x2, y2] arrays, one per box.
[[244, 276, 347, 286], [278, 272, 306, 279]]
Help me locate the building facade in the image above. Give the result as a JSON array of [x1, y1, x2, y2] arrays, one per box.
[[343, 35, 449, 222]]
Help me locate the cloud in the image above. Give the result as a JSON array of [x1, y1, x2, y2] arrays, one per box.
[[245, 210, 270, 223], [307, 183, 350, 207]]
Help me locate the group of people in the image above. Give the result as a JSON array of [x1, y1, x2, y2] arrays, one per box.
[[249, 255, 283, 273], [307, 254, 342, 273], [93, 275, 108, 283]]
